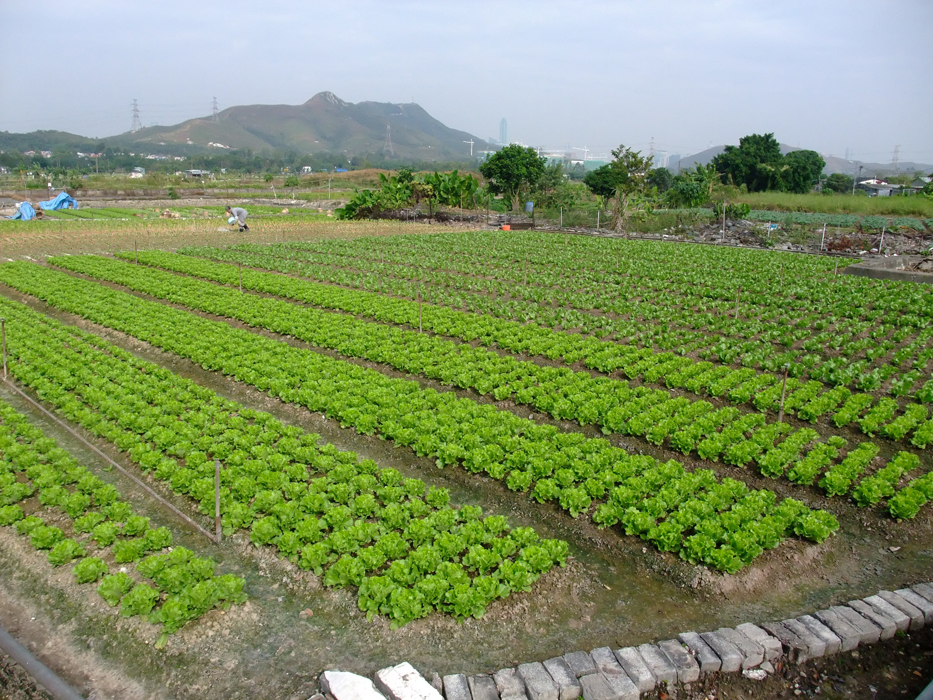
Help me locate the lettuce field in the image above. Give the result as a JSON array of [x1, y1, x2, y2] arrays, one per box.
[[0, 227, 930, 696]]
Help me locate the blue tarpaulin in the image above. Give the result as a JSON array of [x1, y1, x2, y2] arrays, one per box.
[[10, 202, 36, 221], [38, 191, 78, 210]]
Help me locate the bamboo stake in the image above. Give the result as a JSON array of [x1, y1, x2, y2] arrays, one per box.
[[1, 319, 6, 380], [214, 460, 222, 543], [238, 263, 242, 292], [778, 365, 790, 424], [734, 286, 741, 321]]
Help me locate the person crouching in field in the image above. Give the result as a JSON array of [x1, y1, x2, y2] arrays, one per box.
[[226, 205, 249, 232]]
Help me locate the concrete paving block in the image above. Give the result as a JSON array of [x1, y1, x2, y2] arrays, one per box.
[[542, 658, 581, 700], [699, 631, 743, 673], [376, 663, 443, 700], [760, 622, 811, 663], [735, 623, 783, 662], [878, 590, 925, 630], [517, 663, 558, 700], [468, 675, 500, 700], [657, 640, 700, 684], [321, 670, 388, 700], [911, 582, 933, 604], [863, 595, 911, 632], [677, 632, 721, 674], [612, 648, 656, 693], [830, 605, 882, 644], [896, 588, 933, 625], [636, 644, 677, 685], [561, 651, 597, 679], [797, 615, 842, 656], [716, 627, 764, 668], [443, 675, 471, 700], [578, 673, 635, 700], [847, 600, 896, 640], [589, 647, 626, 676], [493, 669, 527, 700], [602, 672, 639, 700], [812, 609, 861, 651], [782, 619, 827, 659]]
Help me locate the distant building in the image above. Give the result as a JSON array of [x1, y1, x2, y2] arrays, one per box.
[[182, 169, 210, 178], [129, 167, 146, 178], [499, 118, 508, 146], [856, 178, 899, 197]]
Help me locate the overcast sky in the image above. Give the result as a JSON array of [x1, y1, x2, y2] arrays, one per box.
[[1, 0, 931, 165]]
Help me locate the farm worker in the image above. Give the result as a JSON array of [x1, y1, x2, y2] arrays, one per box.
[[225, 205, 249, 232]]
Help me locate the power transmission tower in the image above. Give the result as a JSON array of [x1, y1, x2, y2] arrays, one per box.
[[212, 97, 219, 122], [383, 125, 395, 156], [891, 145, 900, 173], [648, 136, 655, 164], [131, 99, 142, 132]]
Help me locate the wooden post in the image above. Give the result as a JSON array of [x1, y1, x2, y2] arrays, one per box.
[[820, 223, 826, 251], [879, 226, 886, 254], [777, 365, 789, 424], [134, 240, 138, 264], [1, 318, 6, 380], [238, 263, 242, 292], [734, 286, 741, 321], [214, 460, 222, 543], [596, 210, 600, 231], [417, 283, 423, 333], [721, 202, 726, 242]]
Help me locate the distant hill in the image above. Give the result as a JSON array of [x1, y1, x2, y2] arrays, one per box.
[[670, 144, 933, 178], [108, 92, 488, 161]]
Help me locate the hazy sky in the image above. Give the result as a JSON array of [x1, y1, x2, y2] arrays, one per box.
[[2, 0, 931, 164]]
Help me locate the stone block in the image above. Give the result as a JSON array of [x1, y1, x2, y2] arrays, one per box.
[[911, 582, 933, 604], [578, 674, 636, 700], [863, 595, 910, 632], [878, 590, 924, 630], [896, 588, 933, 625], [830, 605, 881, 644], [589, 648, 625, 676], [636, 644, 677, 685], [561, 652, 597, 679], [376, 663, 443, 700], [760, 622, 810, 663], [812, 609, 861, 651], [517, 663, 558, 700], [782, 619, 826, 659], [716, 627, 764, 668], [699, 631, 743, 673], [677, 632, 721, 674], [797, 615, 842, 655], [657, 640, 700, 684], [612, 648, 655, 693], [321, 670, 388, 700], [735, 623, 783, 662], [468, 675, 500, 700], [846, 600, 896, 640], [542, 658, 581, 700], [493, 669, 527, 700], [443, 675, 471, 700], [602, 672, 639, 700]]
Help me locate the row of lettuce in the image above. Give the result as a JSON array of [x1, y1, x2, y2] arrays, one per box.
[[0, 295, 566, 627], [0, 400, 247, 647], [46, 253, 931, 516], [0, 266, 845, 577], [172, 232, 933, 402]]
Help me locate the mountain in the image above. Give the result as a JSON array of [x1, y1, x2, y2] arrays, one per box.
[[108, 92, 488, 160], [670, 144, 933, 178]]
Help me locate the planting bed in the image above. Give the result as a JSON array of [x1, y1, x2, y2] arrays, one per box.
[[0, 227, 930, 699]]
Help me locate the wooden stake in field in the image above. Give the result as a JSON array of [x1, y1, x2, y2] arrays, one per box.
[[238, 263, 242, 292], [214, 460, 222, 543], [879, 226, 886, 254], [1, 318, 6, 380], [560, 206, 563, 229], [134, 240, 138, 264], [834, 258, 839, 277], [820, 223, 826, 251], [734, 286, 741, 321], [777, 364, 790, 424], [418, 282, 423, 333]]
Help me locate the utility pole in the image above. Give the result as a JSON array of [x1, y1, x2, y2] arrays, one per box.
[[463, 139, 474, 157], [131, 99, 142, 132]]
